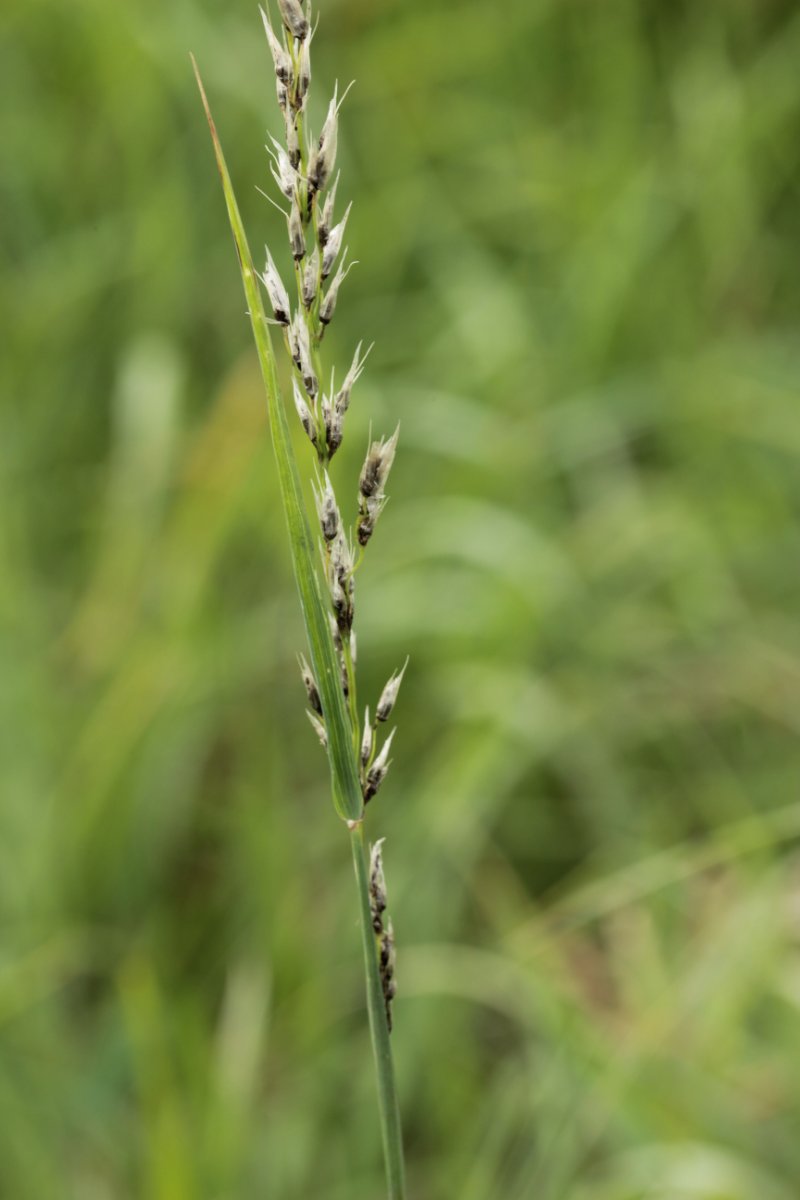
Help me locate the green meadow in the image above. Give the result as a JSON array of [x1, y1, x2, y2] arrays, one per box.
[[2, 0, 800, 1195]]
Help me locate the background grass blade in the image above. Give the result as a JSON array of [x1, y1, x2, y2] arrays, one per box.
[[191, 55, 362, 825]]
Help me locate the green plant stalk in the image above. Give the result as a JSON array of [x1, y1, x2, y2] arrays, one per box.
[[192, 57, 406, 1199], [351, 825, 406, 1200]]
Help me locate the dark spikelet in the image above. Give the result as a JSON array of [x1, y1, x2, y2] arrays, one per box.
[[368, 842, 397, 1031], [277, 0, 309, 41], [298, 653, 322, 715]]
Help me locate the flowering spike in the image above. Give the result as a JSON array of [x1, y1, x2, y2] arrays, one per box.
[[200, 0, 410, 1070]]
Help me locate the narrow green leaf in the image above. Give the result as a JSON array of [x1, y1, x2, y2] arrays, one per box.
[[191, 56, 363, 824]]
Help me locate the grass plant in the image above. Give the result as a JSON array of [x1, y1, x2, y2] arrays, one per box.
[[193, 5, 406, 1194]]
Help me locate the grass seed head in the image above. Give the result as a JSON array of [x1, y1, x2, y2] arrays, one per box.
[[255, 0, 403, 867]]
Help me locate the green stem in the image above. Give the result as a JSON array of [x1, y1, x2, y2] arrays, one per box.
[[350, 825, 406, 1200]]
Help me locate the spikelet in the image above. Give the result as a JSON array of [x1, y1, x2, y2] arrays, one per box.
[[368, 840, 397, 1031]]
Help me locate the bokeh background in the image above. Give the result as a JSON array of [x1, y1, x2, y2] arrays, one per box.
[[3, 0, 800, 1195]]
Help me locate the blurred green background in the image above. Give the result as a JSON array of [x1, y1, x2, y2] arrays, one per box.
[[3, 0, 800, 1195]]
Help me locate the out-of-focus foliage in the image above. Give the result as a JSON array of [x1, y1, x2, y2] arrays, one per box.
[[2, 0, 800, 1195]]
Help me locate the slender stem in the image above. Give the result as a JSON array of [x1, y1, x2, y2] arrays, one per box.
[[350, 825, 406, 1200]]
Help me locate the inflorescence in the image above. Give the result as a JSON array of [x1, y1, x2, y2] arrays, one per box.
[[258, 0, 405, 1029]]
